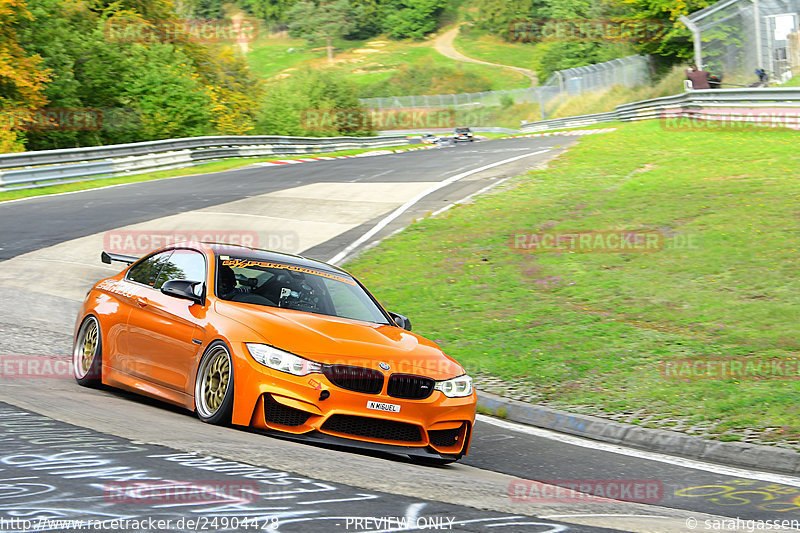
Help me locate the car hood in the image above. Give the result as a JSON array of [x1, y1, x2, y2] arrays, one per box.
[[215, 301, 464, 380]]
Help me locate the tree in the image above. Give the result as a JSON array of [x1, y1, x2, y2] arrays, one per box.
[[117, 44, 214, 139], [0, 0, 51, 151], [287, 0, 355, 64], [256, 68, 373, 136], [238, 0, 300, 23], [383, 0, 447, 39]]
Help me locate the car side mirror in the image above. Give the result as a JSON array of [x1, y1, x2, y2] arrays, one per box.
[[161, 280, 204, 305], [389, 312, 412, 331]]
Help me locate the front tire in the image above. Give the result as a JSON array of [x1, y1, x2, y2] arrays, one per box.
[[194, 341, 234, 425], [74, 316, 102, 387]]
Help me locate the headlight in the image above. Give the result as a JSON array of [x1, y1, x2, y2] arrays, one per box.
[[434, 374, 473, 398], [246, 343, 322, 376]]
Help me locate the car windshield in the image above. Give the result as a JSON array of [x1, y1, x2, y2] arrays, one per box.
[[456, 128, 470, 133], [215, 255, 391, 325]]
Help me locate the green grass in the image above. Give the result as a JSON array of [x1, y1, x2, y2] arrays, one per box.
[[0, 144, 423, 202], [246, 36, 369, 80], [346, 120, 800, 441], [781, 75, 800, 87], [246, 34, 530, 94], [341, 43, 530, 93], [453, 28, 544, 73]]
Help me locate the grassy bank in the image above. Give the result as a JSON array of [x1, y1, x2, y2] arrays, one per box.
[[453, 29, 544, 72], [247, 35, 530, 94], [545, 66, 687, 120], [346, 120, 800, 443]]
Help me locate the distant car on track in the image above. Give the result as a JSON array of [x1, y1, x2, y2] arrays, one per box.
[[454, 127, 474, 142], [421, 133, 440, 144], [73, 243, 476, 464]]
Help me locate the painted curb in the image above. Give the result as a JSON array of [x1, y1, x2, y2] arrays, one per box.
[[253, 146, 438, 167], [497, 127, 618, 140], [477, 391, 800, 475]]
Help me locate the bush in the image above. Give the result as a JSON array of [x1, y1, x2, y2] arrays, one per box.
[[359, 57, 493, 96], [256, 69, 375, 136], [383, 0, 448, 39]]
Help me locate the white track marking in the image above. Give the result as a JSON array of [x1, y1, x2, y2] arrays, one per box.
[[485, 523, 567, 531], [200, 211, 306, 222], [327, 149, 550, 264], [539, 514, 669, 519], [368, 516, 529, 533], [477, 415, 800, 486], [34, 258, 117, 270], [430, 175, 514, 217], [405, 503, 426, 523]]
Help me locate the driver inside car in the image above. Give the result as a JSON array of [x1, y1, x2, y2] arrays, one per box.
[[217, 264, 256, 301]]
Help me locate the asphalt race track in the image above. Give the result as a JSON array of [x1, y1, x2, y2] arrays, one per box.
[[1, 137, 799, 532]]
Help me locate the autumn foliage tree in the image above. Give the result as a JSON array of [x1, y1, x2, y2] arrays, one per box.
[[0, 0, 51, 151]]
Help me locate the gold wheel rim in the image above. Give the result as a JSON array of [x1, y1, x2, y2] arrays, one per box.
[[81, 322, 98, 374], [201, 349, 230, 415]]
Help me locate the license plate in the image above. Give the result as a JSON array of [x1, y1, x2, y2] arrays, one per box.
[[367, 401, 400, 413]]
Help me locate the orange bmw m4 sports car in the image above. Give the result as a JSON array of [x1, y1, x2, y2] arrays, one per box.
[[73, 242, 476, 464]]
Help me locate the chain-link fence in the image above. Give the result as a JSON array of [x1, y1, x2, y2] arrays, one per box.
[[684, 0, 800, 84], [359, 55, 650, 121]]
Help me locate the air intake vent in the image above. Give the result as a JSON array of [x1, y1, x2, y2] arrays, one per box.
[[321, 414, 422, 442], [428, 426, 463, 448], [263, 396, 312, 427]]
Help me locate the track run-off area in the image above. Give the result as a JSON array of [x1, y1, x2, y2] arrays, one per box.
[[1, 137, 798, 533]]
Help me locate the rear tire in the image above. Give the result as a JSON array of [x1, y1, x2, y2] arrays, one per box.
[[74, 316, 102, 387], [194, 341, 234, 425]]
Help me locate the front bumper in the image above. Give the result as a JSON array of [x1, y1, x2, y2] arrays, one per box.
[[231, 345, 476, 458]]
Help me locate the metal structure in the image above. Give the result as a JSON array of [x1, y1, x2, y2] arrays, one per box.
[[519, 87, 800, 131], [0, 134, 409, 190], [359, 55, 651, 120], [683, 0, 800, 83]]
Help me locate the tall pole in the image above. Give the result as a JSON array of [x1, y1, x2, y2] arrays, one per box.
[[753, 0, 763, 71], [679, 15, 703, 68]]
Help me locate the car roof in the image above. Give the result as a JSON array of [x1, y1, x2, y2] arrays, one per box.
[[206, 243, 350, 276]]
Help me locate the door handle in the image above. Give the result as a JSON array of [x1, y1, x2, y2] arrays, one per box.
[[135, 296, 149, 308]]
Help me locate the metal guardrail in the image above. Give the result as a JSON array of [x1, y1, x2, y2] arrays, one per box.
[[520, 88, 800, 132], [0, 134, 411, 189]]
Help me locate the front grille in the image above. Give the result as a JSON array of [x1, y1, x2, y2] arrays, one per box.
[[323, 365, 383, 394], [263, 396, 312, 427], [387, 374, 435, 400], [321, 414, 422, 442], [428, 426, 463, 448]]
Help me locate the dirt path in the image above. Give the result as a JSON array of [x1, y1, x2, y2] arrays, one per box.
[[432, 26, 538, 87]]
